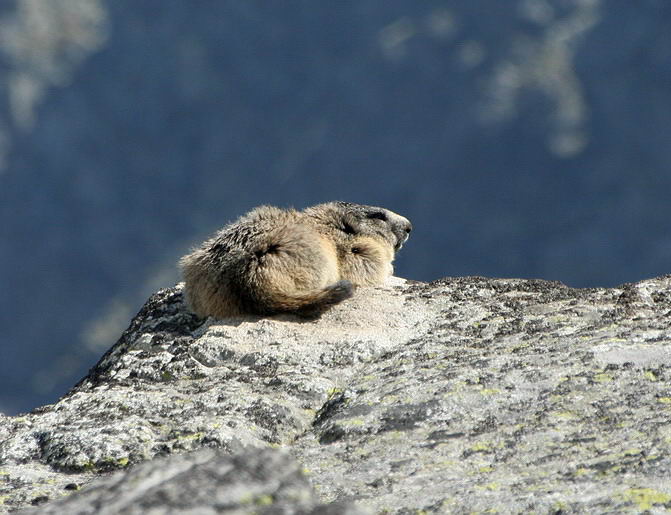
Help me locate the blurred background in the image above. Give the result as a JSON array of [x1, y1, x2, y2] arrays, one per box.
[[0, 0, 669, 415]]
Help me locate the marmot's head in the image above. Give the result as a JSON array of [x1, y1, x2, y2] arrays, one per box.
[[306, 201, 412, 252]]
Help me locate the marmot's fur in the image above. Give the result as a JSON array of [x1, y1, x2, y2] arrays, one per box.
[[179, 201, 412, 318]]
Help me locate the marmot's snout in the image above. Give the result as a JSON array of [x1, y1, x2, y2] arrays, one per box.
[[390, 214, 412, 251], [348, 202, 412, 252]]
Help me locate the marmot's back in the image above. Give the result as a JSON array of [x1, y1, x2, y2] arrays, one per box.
[[179, 202, 411, 318]]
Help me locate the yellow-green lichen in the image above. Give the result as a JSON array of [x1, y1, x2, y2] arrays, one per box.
[[620, 488, 671, 510], [178, 432, 204, 441], [470, 442, 492, 452], [601, 464, 622, 475], [160, 371, 175, 381], [644, 371, 657, 381], [658, 397, 671, 404], [551, 411, 577, 420], [593, 372, 613, 383], [380, 430, 405, 441], [476, 482, 500, 491], [97, 457, 129, 469], [602, 337, 627, 344], [341, 418, 365, 427], [255, 494, 273, 506]]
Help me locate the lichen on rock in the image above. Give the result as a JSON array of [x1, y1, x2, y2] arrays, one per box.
[[2, 275, 671, 512]]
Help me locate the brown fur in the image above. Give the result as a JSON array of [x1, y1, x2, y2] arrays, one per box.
[[179, 202, 411, 318]]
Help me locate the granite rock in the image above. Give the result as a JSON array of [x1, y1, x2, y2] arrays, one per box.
[[2, 275, 671, 512]]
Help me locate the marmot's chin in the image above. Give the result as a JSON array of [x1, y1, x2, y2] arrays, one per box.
[[395, 235, 408, 251]]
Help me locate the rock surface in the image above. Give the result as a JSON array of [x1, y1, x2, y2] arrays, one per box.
[[16, 448, 364, 515], [2, 275, 671, 512]]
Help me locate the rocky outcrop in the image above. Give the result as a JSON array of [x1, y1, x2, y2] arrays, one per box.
[[2, 275, 671, 513]]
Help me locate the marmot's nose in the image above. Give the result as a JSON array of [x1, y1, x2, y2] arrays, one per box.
[[398, 219, 412, 236]]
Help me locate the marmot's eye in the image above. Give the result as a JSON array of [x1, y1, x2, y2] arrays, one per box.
[[367, 212, 387, 221], [351, 247, 361, 254], [342, 222, 357, 234]]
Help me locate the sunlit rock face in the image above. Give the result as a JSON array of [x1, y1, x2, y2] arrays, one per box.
[[3, 275, 671, 513]]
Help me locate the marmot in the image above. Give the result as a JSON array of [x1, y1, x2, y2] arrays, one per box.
[[179, 201, 412, 318]]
